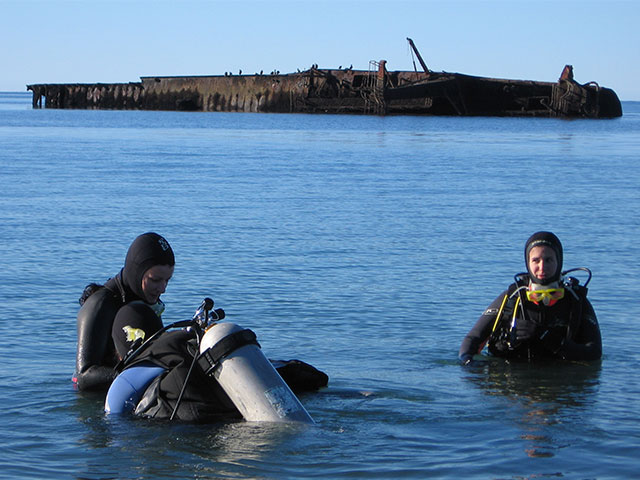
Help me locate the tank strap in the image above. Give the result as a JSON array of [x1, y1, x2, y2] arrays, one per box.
[[197, 329, 260, 376]]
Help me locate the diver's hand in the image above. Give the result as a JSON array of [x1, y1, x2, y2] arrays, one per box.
[[459, 353, 474, 366], [539, 327, 566, 354]]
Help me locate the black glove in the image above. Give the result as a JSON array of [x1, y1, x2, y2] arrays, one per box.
[[459, 353, 475, 366], [460, 353, 488, 367]]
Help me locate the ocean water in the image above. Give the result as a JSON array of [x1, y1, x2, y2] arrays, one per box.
[[1, 91, 639, 479]]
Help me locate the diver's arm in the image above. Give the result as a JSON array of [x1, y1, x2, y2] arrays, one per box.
[[558, 299, 602, 361], [111, 302, 163, 359], [74, 290, 119, 391], [459, 292, 506, 363]]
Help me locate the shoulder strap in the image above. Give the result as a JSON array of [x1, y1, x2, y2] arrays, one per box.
[[565, 284, 587, 340]]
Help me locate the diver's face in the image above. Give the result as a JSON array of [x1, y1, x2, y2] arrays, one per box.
[[528, 246, 557, 283], [141, 264, 174, 304]]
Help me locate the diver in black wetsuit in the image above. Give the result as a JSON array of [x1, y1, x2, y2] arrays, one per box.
[[459, 232, 602, 364], [73, 232, 175, 391]]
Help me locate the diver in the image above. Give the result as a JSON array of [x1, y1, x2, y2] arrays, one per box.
[[73, 232, 175, 391], [76, 232, 328, 405], [459, 231, 602, 365]]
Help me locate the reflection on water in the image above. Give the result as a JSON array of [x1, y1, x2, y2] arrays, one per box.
[[198, 421, 311, 477], [463, 358, 601, 459], [71, 390, 315, 479]]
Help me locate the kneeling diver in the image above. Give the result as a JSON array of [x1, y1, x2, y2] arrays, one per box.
[[74, 232, 328, 399], [74, 232, 175, 391]]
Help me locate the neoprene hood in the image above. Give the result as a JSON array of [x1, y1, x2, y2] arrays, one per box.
[[123, 232, 175, 301], [524, 231, 563, 285]]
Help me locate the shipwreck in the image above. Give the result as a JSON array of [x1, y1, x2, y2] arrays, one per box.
[[27, 39, 621, 118]]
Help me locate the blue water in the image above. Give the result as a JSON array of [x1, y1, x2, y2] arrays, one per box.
[[1, 91, 639, 479]]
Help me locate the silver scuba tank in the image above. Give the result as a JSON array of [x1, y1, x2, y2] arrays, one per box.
[[198, 322, 314, 424]]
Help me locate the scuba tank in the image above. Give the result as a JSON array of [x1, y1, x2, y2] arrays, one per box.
[[198, 322, 315, 424], [105, 298, 316, 423]]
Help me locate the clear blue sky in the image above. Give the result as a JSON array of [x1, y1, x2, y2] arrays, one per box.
[[2, 0, 638, 100]]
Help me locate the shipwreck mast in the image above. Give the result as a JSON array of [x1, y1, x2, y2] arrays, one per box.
[[406, 37, 430, 75]]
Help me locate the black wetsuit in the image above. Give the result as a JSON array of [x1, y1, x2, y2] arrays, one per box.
[[74, 273, 149, 391], [459, 279, 602, 362], [74, 232, 176, 392]]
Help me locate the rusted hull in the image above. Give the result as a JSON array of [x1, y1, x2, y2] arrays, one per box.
[[384, 73, 622, 118], [27, 66, 621, 119]]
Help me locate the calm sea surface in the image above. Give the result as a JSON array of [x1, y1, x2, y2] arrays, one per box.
[[1, 92, 639, 479]]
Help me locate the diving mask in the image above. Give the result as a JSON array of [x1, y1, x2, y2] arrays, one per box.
[[526, 287, 565, 306]]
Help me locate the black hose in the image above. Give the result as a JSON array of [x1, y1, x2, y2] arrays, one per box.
[[170, 332, 202, 421]]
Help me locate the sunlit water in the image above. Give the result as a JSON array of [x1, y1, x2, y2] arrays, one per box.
[[1, 92, 639, 479]]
